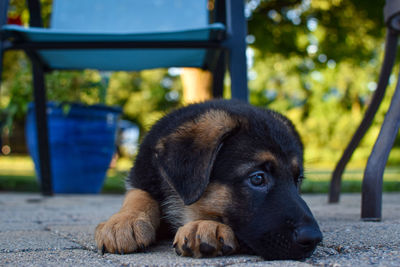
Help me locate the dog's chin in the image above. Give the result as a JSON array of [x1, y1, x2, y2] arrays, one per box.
[[238, 233, 318, 261]]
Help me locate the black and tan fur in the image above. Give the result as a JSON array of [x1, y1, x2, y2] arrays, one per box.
[[95, 99, 322, 260]]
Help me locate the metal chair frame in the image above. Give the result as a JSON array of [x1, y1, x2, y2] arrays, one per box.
[[329, 0, 400, 221], [0, 0, 248, 196]]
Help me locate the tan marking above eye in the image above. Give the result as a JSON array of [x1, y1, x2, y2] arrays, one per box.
[[291, 157, 299, 169], [291, 157, 301, 177], [235, 162, 258, 178], [254, 151, 278, 166], [233, 152, 279, 178]]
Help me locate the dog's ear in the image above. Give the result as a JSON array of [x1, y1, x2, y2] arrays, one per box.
[[155, 110, 241, 205]]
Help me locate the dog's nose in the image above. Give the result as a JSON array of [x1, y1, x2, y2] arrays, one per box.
[[293, 226, 322, 250]]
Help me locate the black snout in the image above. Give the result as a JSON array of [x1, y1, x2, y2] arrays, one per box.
[[232, 183, 323, 260], [294, 226, 322, 251]]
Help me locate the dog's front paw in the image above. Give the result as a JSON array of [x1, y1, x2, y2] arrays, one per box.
[[95, 211, 156, 254], [173, 220, 238, 258]]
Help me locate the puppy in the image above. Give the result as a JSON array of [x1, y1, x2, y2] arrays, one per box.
[[95, 99, 322, 260]]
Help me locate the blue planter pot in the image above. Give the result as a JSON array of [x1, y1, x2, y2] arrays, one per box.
[[26, 102, 121, 193]]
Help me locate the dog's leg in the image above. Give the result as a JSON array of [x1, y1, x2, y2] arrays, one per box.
[[173, 220, 238, 258], [95, 189, 160, 254]]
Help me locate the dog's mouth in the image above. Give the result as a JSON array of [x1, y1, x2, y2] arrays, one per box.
[[237, 231, 319, 260]]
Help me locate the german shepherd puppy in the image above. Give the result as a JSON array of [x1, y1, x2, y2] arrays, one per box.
[[95, 99, 322, 260]]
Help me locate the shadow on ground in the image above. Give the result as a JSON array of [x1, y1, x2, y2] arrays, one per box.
[[0, 193, 399, 266]]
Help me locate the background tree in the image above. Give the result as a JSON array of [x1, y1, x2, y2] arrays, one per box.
[[1, 0, 397, 167], [246, 0, 393, 166]]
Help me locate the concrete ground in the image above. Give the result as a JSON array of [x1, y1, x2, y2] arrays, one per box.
[[0, 192, 399, 267]]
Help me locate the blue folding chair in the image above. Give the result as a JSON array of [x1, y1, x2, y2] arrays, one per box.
[[0, 0, 248, 195]]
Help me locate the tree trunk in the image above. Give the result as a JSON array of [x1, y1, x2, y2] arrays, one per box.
[[181, 68, 212, 104]]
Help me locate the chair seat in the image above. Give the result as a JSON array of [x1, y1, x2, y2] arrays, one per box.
[[2, 24, 225, 70]]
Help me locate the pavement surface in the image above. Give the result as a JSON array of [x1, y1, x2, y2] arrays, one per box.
[[0, 192, 399, 267]]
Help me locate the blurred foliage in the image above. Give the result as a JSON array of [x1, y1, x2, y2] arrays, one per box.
[[0, 155, 399, 193], [1, 0, 182, 136], [1, 0, 399, 167], [246, 0, 396, 166], [248, 0, 384, 63]]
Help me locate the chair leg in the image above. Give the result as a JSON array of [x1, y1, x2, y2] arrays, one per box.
[[329, 32, 398, 203], [225, 0, 248, 102], [228, 46, 248, 101], [212, 51, 226, 98], [32, 60, 53, 196], [361, 69, 400, 221], [0, 42, 4, 88]]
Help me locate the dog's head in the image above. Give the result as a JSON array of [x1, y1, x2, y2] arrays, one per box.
[[156, 103, 322, 260]]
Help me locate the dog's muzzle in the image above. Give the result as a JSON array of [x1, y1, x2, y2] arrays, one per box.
[[235, 190, 323, 260], [238, 222, 322, 260], [293, 225, 322, 253]]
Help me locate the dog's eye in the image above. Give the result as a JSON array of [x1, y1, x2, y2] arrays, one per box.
[[249, 171, 267, 186]]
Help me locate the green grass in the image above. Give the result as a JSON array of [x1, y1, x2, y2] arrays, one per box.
[[0, 155, 399, 194], [0, 155, 127, 194], [0, 173, 127, 194], [303, 168, 400, 193]]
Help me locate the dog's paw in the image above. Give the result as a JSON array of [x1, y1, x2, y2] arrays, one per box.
[[173, 220, 238, 258], [95, 211, 156, 254]]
